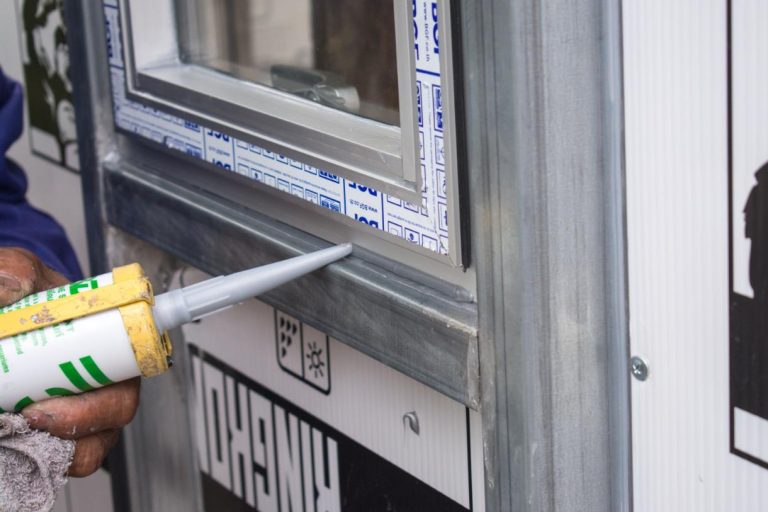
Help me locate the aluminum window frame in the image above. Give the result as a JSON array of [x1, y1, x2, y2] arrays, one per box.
[[119, 0, 424, 202]]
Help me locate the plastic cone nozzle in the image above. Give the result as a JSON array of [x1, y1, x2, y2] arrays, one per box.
[[152, 243, 352, 332]]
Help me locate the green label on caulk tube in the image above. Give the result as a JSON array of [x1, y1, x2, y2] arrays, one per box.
[[0, 272, 114, 315], [1, 358, 113, 412]]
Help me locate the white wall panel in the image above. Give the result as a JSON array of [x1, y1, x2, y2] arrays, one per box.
[[624, 0, 768, 510], [180, 268, 484, 510]]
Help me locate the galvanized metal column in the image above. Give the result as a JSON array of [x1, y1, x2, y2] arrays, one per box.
[[460, 0, 630, 511]]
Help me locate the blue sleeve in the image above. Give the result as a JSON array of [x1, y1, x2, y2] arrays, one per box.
[[0, 67, 83, 281]]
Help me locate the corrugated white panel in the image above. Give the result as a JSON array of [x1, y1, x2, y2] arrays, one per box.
[[730, 1, 768, 470], [625, 0, 768, 510], [180, 268, 481, 509]]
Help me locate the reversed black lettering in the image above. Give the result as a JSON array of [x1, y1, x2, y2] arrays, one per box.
[[275, 405, 302, 512], [226, 376, 254, 506], [203, 361, 230, 490], [251, 391, 278, 512]]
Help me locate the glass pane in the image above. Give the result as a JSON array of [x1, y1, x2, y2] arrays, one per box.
[[176, 0, 400, 126]]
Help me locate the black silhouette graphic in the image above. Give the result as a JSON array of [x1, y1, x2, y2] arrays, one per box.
[[17, 0, 78, 170], [732, 163, 768, 425], [745, 163, 768, 304]]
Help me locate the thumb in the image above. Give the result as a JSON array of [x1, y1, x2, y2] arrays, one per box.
[[0, 248, 39, 305], [0, 248, 69, 305]]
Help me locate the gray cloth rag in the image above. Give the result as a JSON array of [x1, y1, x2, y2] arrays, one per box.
[[0, 413, 74, 512]]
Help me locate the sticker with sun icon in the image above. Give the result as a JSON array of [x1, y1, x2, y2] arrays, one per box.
[[275, 309, 331, 394], [305, 341, 326, 378], [300, 324, 331, 393]]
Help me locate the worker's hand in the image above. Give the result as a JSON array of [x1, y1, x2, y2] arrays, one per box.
[[0, 247, 69, 305], [22, 379, 140, 477], [0, 247, 141, 477]]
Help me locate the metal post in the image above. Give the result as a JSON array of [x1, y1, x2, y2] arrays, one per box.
[[461, 0, 631, 510]]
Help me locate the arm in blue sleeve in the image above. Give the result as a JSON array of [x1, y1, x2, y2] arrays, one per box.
[[0, 67, 83, 281]]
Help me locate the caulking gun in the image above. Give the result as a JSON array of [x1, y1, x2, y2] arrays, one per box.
[[0, 244, 352, 412]]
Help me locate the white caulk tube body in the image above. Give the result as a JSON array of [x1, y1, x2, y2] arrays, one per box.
[[0, 244, 352, 411], [0, 272, 137, 412]]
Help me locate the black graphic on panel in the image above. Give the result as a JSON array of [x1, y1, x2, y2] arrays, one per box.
[[16, 0, 78, 170], [190, 345, 471, 512], [728, 0, 768, 469], [732, 163, 768, 421], [275, 310, 331, 394]]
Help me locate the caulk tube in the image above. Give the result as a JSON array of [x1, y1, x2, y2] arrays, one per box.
[[0, 268, 150, 412], [0, 244, 352, 412]]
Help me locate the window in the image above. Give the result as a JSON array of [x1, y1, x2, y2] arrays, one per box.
[[122, 0, 422, 200], [177, 0, 400, 126], [110, 0, 464, 267]]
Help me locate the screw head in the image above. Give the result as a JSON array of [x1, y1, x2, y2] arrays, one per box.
[[630, 356, 648, 381]]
